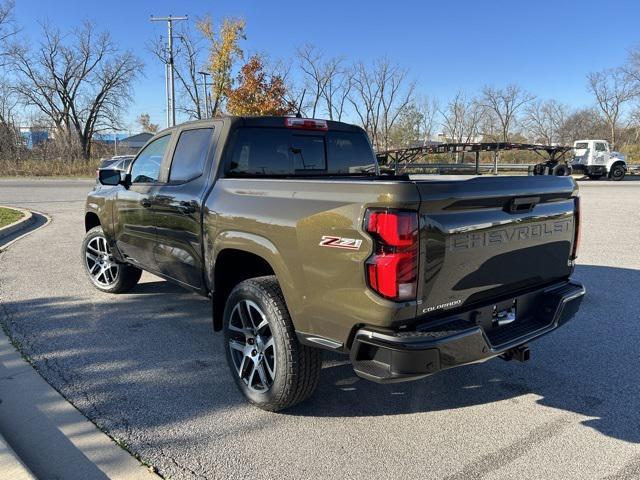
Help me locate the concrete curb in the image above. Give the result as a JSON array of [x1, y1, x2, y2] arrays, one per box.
[[0, 206, 35, 243], [0, 324, 161, 479]]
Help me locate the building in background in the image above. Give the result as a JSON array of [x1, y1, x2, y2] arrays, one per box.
[[19, 127, 50, 149], [119, 133, 153, 151]]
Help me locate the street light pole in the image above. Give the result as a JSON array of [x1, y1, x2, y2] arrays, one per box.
[[150, 15, 188, 128], [198, 71, 211, 118]]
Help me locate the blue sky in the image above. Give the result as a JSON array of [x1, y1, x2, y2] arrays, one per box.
[[13, 0, 640, 132]]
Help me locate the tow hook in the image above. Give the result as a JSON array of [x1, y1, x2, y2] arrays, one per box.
[[500, 344, 530, 362]]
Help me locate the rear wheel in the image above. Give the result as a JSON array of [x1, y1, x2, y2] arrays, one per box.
[[223, 276, 322, 411], [609, 164, 626, 181], [81, 226, 141, 293]]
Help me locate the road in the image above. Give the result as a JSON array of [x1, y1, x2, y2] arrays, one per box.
[[0, 177, 639, 480]]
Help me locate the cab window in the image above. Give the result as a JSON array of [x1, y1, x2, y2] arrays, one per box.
[[169, 128, 214, 182], [226, 128, 375, 176], [131, 135, 171, 183], [595, 142, 607, 152]]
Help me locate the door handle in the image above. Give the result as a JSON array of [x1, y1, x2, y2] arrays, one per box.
[[179, 201, 197, 214], [140, 198, 152, 208], [505, 196, 540, 214]]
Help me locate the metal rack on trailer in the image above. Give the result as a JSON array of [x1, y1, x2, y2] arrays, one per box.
[[376, 142, 573, 176]]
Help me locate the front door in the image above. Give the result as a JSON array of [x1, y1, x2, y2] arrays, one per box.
[[113, 133, 172, 271]]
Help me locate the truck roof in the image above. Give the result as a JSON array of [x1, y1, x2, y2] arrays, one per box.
[[156, 116, 365, 135]]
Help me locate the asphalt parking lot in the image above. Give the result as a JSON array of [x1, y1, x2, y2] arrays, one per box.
[[0, 177, 639, 480]]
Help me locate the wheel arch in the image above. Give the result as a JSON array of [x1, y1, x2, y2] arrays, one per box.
[[607, 158, 626, 172], [210, 232, 298, 332], [85, 212, 101, 231]]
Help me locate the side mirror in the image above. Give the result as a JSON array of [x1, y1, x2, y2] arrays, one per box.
[[98, 169, 121, 186], [99, 169, 131, 187]]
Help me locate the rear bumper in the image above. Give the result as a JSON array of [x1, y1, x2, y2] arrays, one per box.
[[350, 280, 585, 383]]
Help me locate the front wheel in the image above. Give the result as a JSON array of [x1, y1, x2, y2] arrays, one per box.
[[223, 276, 322, 411], [609, 164, 626, 181], [81, 226, 141, 293]]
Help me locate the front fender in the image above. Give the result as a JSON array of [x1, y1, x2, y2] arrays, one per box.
[[606, 157, 626, 172]]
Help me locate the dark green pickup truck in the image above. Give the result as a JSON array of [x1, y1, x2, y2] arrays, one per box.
[[84, 116, 585, 411]]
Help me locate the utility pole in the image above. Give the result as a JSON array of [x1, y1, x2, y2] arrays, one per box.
[[150, 15, 188, 128], [198, 71, 211, 118]]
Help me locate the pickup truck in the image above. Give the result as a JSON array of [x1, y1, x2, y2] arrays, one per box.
[[84, 116, 585, 411]]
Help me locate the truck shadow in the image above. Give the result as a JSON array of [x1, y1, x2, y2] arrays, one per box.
[[289, 264, 640, 443], [0, 264, 638, 447]]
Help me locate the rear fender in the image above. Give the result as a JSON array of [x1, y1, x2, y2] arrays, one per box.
[[210, 231, 300, 326]]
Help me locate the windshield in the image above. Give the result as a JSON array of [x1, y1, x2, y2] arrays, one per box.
[[226, 127, 377, 176]]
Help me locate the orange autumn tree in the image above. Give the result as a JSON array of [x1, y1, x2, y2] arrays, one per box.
[[226, 55, 295, 116]]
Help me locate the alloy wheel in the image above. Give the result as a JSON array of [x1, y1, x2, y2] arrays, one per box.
[[228, 300, 276, 393], [85, 235, 119, 287]]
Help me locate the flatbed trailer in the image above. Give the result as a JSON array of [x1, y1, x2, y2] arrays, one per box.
[[376, 142, 573, 176]]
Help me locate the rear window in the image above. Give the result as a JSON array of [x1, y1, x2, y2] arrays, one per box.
[[575, 143, 588, 149], [226, 128, 375, 176]]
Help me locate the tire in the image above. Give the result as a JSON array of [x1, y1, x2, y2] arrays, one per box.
[[223, 276, 322, 412], [552, 163, 570, 176], [609, 164, 626, 181], [81, 226, 142, 293]]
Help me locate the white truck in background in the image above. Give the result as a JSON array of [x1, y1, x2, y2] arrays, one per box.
[[571, 140, 627, 181]]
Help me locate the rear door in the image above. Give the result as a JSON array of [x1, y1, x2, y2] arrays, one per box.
[[415, 175, 577, 316], [113, 133, 172, 270], [152, 125, 218, 288]]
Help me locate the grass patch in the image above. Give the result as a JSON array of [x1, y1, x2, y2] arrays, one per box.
[[0, 207, 24, 228], [0, 159, 99, 177]]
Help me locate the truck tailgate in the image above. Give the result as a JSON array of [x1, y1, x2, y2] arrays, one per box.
[[414, 175, 578, 316]]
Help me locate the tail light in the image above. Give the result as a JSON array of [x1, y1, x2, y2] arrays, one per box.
[[284, 117, 328, 131], [365, 209, 419, 301], [571, 196, 581, 260]]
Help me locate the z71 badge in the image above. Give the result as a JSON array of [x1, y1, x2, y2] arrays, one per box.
[[319, 236, 362, 250]]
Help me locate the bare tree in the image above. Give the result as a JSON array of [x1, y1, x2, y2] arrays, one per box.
[[629, 105, 640, 144], [150, 26, 205, 119], [349, 58, 415, 150], [0, 77, 21, 159], [0, 0, 17, 65], [624, 46, 640, 85], [439, 92, 485, 161], [587, 68, 638, 148], [523, 99, 569, 144], [480, 84, 534, 142], [9, 22, 142, 160], [439, 92, 484, 143], [296, 44, 325, 118], [558, 107, 608, 144], [296, 44, 351, 120], [417, 96, 438, 145]]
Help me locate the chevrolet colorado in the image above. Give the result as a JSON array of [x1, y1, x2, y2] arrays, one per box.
[[83, 116, 585, 411]]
